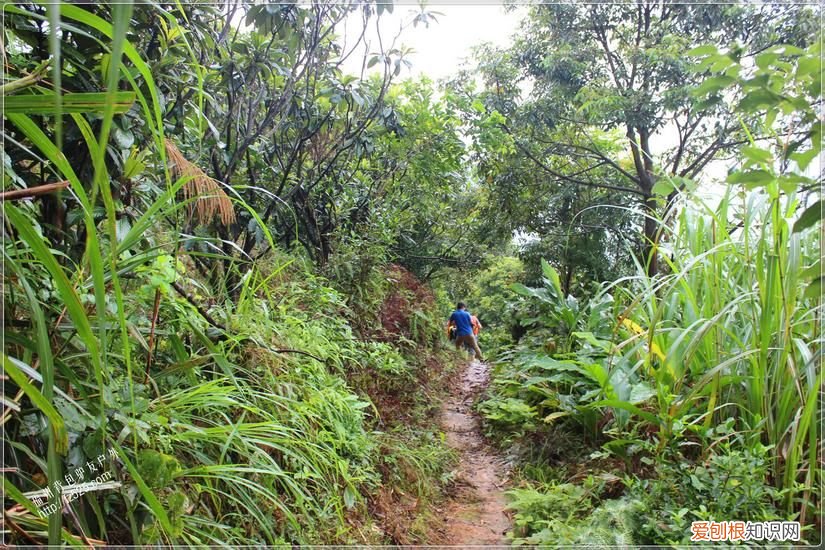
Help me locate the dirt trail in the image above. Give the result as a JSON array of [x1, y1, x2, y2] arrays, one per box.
[[439, 360, 510, 546]]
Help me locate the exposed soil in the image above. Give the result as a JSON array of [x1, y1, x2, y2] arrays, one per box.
[[439, 360, 510, 546]]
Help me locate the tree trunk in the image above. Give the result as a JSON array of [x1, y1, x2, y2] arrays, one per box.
[[643, 193, 659, 277], [563, 262, 575, 296], [628, 126, 660, 276]]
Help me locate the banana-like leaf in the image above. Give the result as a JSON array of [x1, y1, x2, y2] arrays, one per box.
[[589, 399, 662, 426]]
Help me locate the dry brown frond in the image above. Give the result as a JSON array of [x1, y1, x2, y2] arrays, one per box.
[[164, 139, 236, 226]]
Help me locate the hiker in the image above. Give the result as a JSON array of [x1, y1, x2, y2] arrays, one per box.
[[471, 314, 482, 338], [448, 302, 484, 362], [447, 306, 483, 357], [459, 314, 483, 357]]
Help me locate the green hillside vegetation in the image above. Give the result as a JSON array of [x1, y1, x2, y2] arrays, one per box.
[[2, 1, 821, 546]]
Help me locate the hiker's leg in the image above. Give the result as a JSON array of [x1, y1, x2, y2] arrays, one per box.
[[456, 335, 471, 357], [471, 336, 483, 361]]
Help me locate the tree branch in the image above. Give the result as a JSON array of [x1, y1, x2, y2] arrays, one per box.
[[0, 181, 69, 201], [506, 127, 645, 196]]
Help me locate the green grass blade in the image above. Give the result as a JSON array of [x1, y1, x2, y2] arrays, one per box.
[[110, 441, 175, 541], [4, 204, 106, 408], [2, 354, 68, 454], [2, 91, 136, 114]]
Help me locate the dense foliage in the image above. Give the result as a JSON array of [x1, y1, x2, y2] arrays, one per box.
[[1, 1, 474, 545], [476, 22, 823, 546], [450, 1, 818, 279]]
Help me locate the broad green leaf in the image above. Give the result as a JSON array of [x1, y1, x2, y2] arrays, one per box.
[[113, 126, 135, 149], [741, 146, 773, 164], [776, 174, 815, 194], [792, 200, 822, 233], [510, 282, 535, 297], [652, 179, 677, 196], [543, 411, 570, 424], [687, 44, 718, 56], [589, 399, 661, 426], [572, 331, 612, 351], [693, 75, 734, 96], [799, 259, 821, 280], [541, 259, 562, 295], [790, 147, 819, 171], [628, 383, 656, 404], [755, 52, 779, 70], [796, 55, 821, 78], [803, 277, 823, 300], [738, 88, 782, 112], [343, 485, 357, 509], [709, 56, 735, 73], [726, 169, 774, 187]]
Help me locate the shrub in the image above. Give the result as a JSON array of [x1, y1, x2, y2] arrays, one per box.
[[627, 444, 785, 544], [506, 478, 640, 546]]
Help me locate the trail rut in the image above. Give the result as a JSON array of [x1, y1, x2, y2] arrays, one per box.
[[439, 360, 510, 546]]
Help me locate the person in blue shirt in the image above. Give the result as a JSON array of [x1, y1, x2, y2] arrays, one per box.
[[448, 302, 484, 362]]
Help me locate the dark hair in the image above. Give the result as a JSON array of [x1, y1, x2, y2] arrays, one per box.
[[457, 302, 466, 309]]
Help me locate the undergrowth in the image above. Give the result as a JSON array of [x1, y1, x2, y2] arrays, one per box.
[[479, 144, 822, 545], [336, 262, 461, 543], [4, 238, 458, 544]]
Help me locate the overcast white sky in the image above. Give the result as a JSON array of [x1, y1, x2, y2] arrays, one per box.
[[341, 5, 524, 81]]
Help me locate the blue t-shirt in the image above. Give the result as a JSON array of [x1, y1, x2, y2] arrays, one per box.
[[449, 309, 474, 337]]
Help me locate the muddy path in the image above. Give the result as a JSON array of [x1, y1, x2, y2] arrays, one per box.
[[439, 360, 510, 546]]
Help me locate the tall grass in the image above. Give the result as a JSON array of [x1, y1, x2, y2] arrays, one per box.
[[3, 1, 192, 542], [605, 185, 821, 521], [3, 3, 446, 545], [482, 193, 819, 546], [484, 186, 820, 529]]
